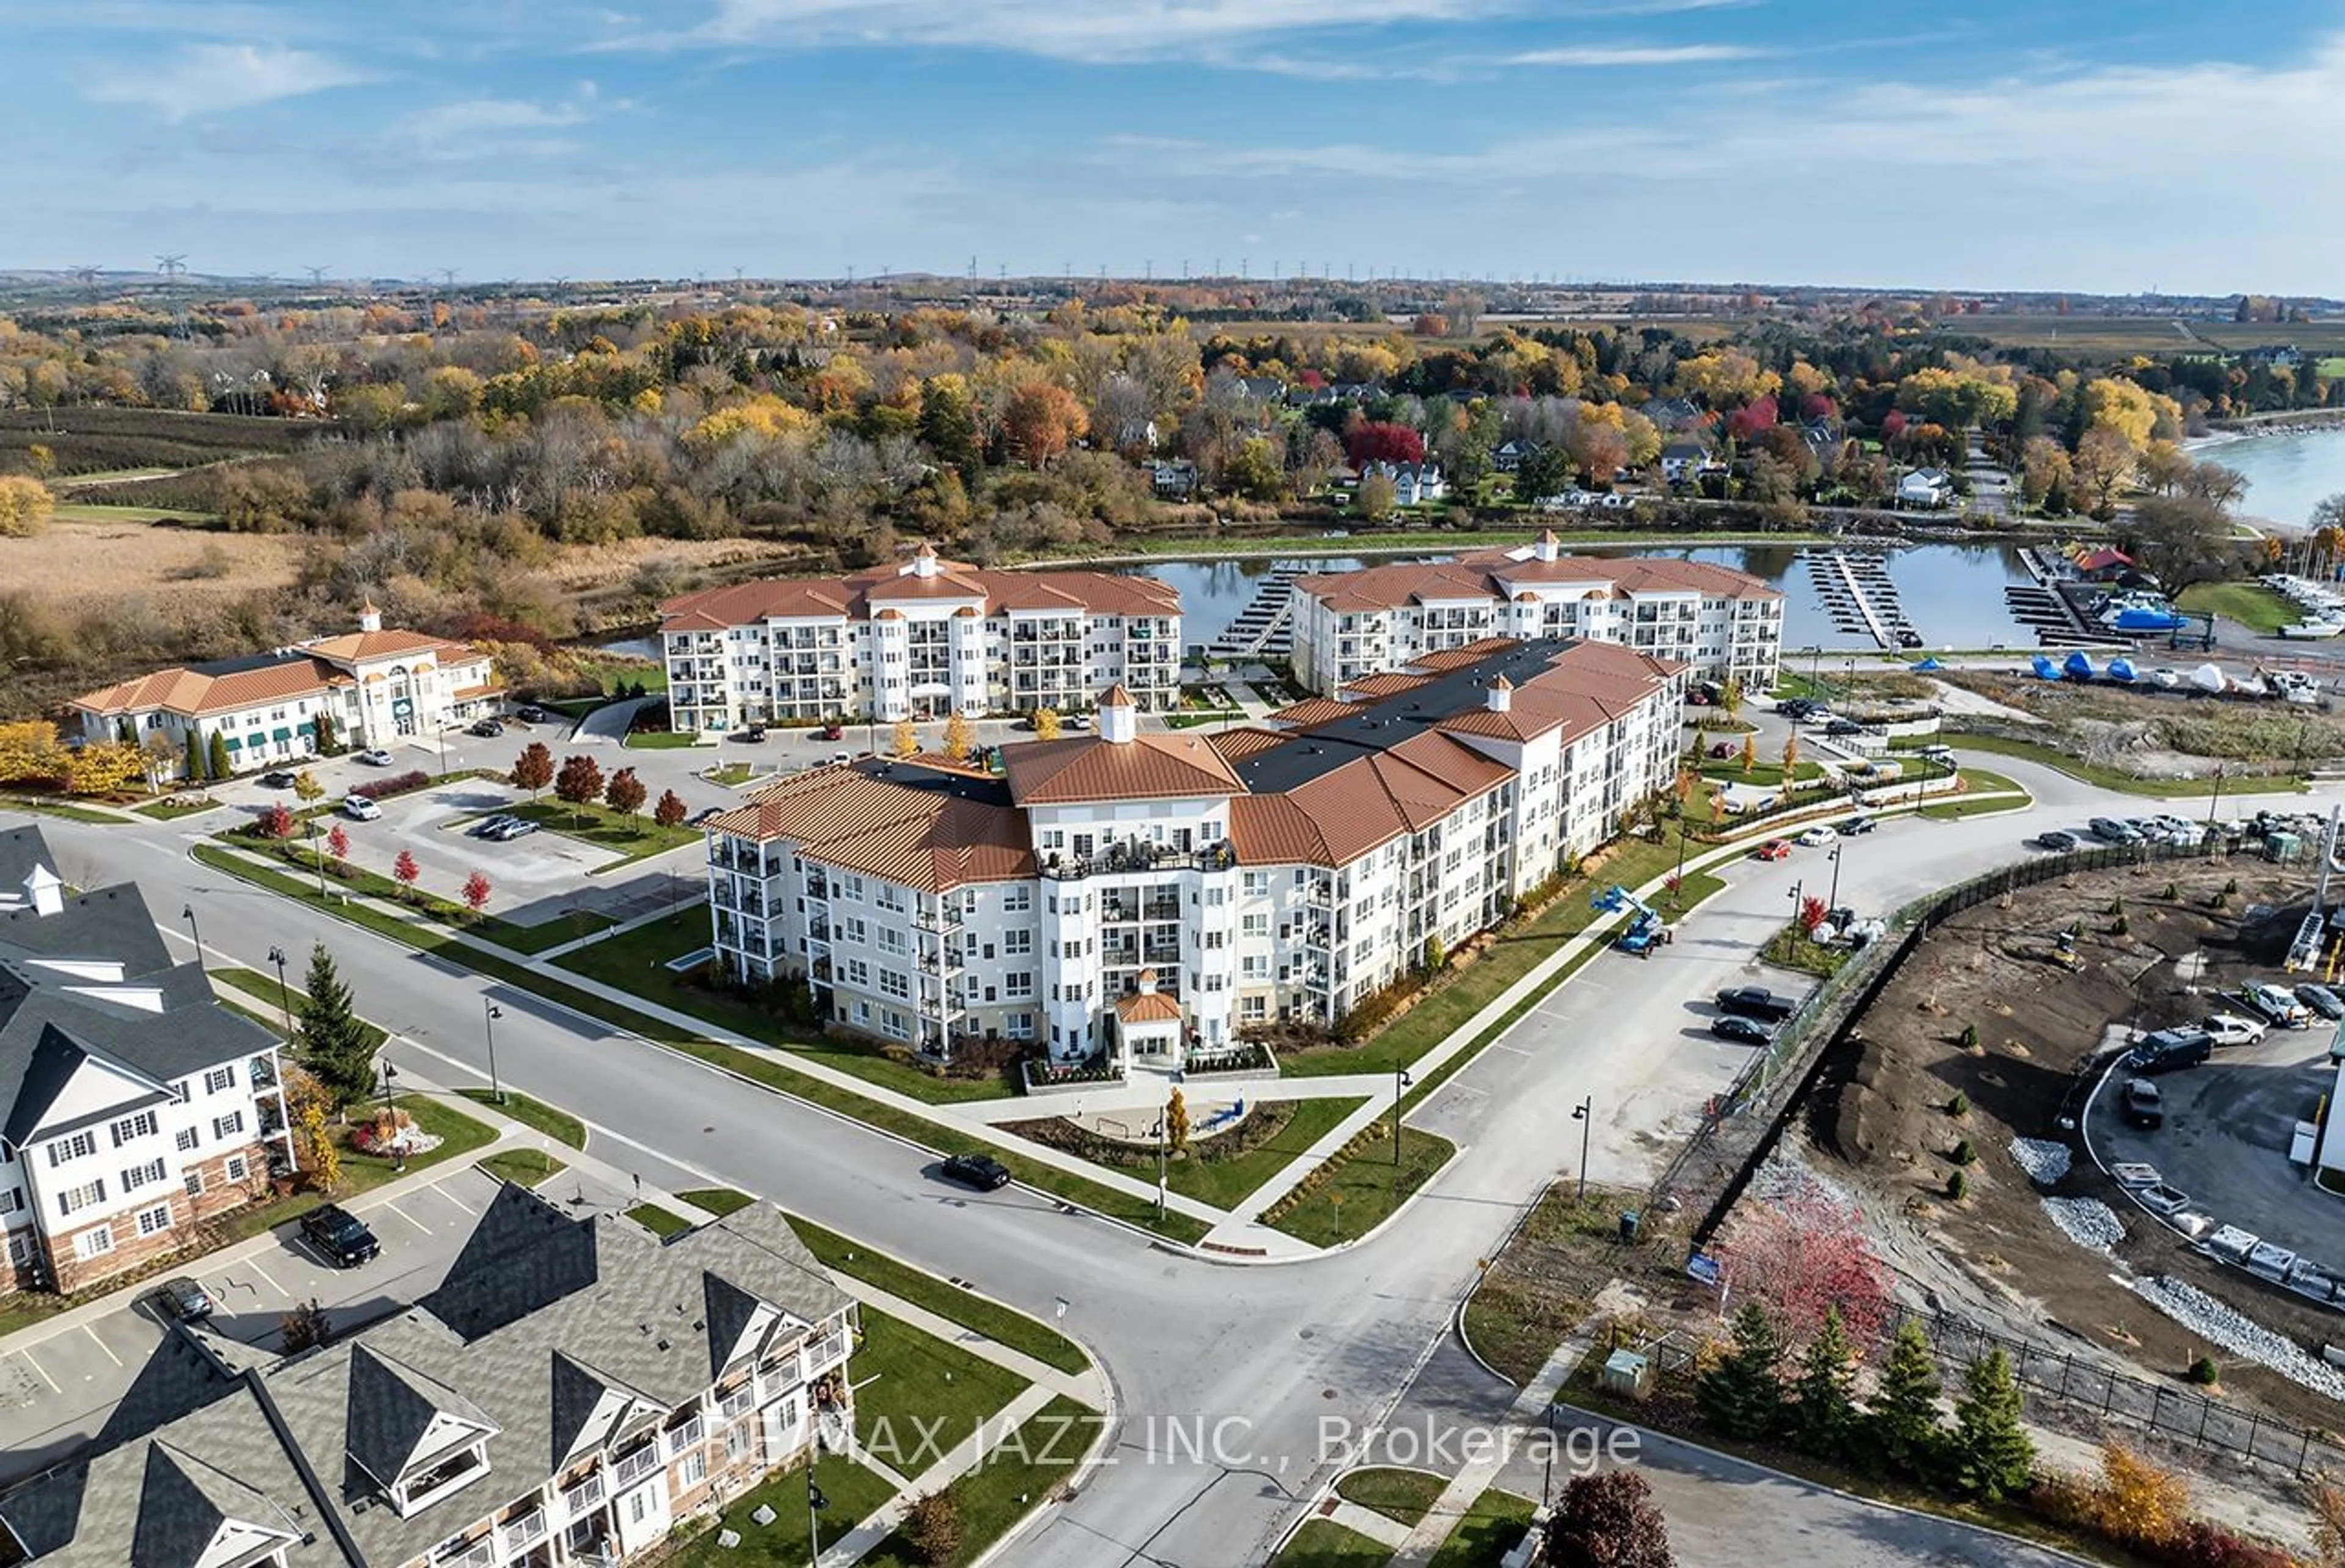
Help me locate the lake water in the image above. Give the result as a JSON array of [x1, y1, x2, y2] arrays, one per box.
[[2198, 427, 2345, 530], [1133, 542, 2043, 654]]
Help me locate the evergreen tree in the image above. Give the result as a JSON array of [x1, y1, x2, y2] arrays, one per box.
[[312, 708, 338, 755], [184, 730, 206, 783], [1949, 1349, 2035, 1500], [206, 731, 231, 780], [1792, 1305, 1860, 1462], [298, 943, 378, 1106], [1867, 1319, 1947, 1480], [1695, 1301, 1786, 1441]]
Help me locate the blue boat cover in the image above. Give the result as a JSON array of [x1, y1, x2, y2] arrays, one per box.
[[2062, 651, 2096, 679]]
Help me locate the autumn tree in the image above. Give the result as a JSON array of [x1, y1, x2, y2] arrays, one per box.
[[324, 822, 349, 871], [892, 719, 918, 758], [1546, 1470, 1674, 1568], [297, 1098, 341, 1193], [942, 712, 974, 762], [2019, 435, 2073, 512], [2087, 1442, 2190, 1550], [512, 741, 554, 799], [64, 741, 143, 796], [903, 1488, 963, 1567], [2125, 495, 2241, 594], [653, 788, 688, 829], [293, 769, 325, 808], [1345, 421, 1426, 468], [1033, 708, 1062, 741], [0, 475, 53, 537], [1791, 1305, 1860, 1462], [391, 849, 421, 899], [1695, 1301, 1785, 1440], [1739, 733, 1756, 776], [1867, 1319, 1947, 1480], [460, 870, 492, 916], [1358, 470, 1398, 521], [554, 754, 604, 819], [1949, 1349, 2035, 1501], [1780, 727, 1799, 777], [280, 1298, 333, 1354], [2070, 426, 2137, 516], [1003, 383, 1087, 468], [261, 802, 296, 840], [605, 766, 647, 821], [1165, 1088, 1189, 1155]]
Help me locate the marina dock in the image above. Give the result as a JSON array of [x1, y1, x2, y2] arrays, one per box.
[[1207, 569, 1300, 661], [1801, 549, 1922, 650]]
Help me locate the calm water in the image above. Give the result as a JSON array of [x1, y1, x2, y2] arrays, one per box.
[[2198, 427, 2345, 529], [1132, 542, 2041, 653]]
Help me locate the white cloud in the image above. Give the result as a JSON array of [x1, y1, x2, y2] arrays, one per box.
[[1494, 43, 1764, 65], [90, 42, 370, 120]]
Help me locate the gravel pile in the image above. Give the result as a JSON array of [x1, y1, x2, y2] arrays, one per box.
[[2041, 1197, 2125, 1252], [2009, 1138, 2071, 1186], [2131, 1276, 2345, 1403]]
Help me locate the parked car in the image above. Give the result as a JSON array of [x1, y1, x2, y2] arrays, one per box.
[[518, 706, 551, 723], [1066, 714, 1093, 731], [1707, 742, 1735, 760], [2128, 1027, 2212, 1073], [1836, 815, 1876, 837], [2242, 984, 2312, 1028], [1918, 744, 1955, 763], [340, 795, 383, 822], [827, 750, 853, 766], [490, 818, 540, 841], [2298, 983, 2345, 1021], [1710, 1015, 1773, 1046], [2088, 817, 2142, 844], [300, 1203, 379, 1267], [1753, 839, 1792, 862], [2201, 1012, 2269, 1048], [819, 722, 845, 741], [470, 813, 520, 838], [2120, 1078, 2165, 1129], [354, 748, 394, 766], [2034, 829, 2081, 852], [259, 771, 298, 789], [1823, 717, 1863, 737], [153, 1276, 214, 1321], [941, 1152, 1011, 1192], [1715, 987, 1797, 1022], [1794, 826, 1837, 848], [470, 718, 505, 737], [741, 727, 769, 742], [688, 807, 725, 827]]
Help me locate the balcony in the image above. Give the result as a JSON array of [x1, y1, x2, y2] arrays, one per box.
[[435, 1537, 496, 1568], [719, 1384, 756, 1419], [612, 1441, 660, 1487], [501, 1510, 548, 1555], [916, 950, 965, 977], [807, 1329, 850, 1373], [665, 1417, 704, 1456], [1039, 843, 1236, 881], [248, 1056, 278, 1090], [912, 907, 965, 934], [559, 1472, 605, 1520]]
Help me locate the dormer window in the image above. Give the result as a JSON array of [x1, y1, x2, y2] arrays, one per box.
[[395, 1439, 490, 1515]]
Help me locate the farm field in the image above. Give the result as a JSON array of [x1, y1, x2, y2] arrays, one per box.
[[0, 406, 326, 475], [0, 513, 300, 609]]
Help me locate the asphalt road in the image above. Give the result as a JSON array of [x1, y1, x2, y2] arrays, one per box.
[[7, 749, 2300, 1567]]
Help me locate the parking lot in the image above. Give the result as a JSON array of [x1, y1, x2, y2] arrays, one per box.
[[2088, 1023, 2345, 1264], [0, 1160, 631, 1483]]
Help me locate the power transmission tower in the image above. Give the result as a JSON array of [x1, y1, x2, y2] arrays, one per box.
[[155, 253, 188, 336], [305, 264, 329, 288]]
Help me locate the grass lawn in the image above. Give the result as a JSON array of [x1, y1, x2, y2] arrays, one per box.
[[782, 1213, 1089, 1374], [0, 794, 123, 824], [703, 761, 755, 785], [475, 906, 619, 955], [679, 1186, 757, 1217], [1938, 733, 2307, 798], [669, 1450, 897, 1568], [1696, 760, 1824, 786], [624, 731, 702, 750], [134, 795, 224, 819], [1267, 1519, 1393, 1566], [2178, 579, 2299, 635], [456, 1087, 587, 1148], [1426, 1489, 1538, 1568], [1266, 1123, 1456, 1249], [1460, 1186, 1621, 1387], [190, 846, 1209, 1246], [1336, 1468, 1447, 1528], [478, 1148, 565, 1186], [507, 799, 699, 866], [553, 915, 1005, 1106], [1165, 1096, 1365, 1208], [851, 1308, 1030, 1470], [206, 1095, 497, 1251], [626, 1202, 692, 1238], [861, 1395, 1100, 1568], [1759, 921, 1854, 979]]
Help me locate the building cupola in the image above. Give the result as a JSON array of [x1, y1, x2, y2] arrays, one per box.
[[1097, 684, 1136, 744], [1533, 528, 1560, 563], [1487, 675, 1514, 713], [358, 600, 384, 634]]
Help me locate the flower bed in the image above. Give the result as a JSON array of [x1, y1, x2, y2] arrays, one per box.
[[349, 769, 432, 802]]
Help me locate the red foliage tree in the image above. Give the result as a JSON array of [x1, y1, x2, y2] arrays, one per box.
[[604, 766, 647, 819], [1800, 894, 1829, 928], [1881, 408, 1908, 443], [324, 823, 350, 866], [460, 871, 492, 915], [1345, 421, 1426, 469], [511, 742, 555, 799], [1725, 394, 1780, 443], [653, 789, 688, 829], [554, 754, 604, 809], [1547, 1470, 1674, 1568], [261, 802, 296, 840], [1800, 393, 1838, 422], [391, 849, 420, 898], [1715, 1182, 1894, 1343]]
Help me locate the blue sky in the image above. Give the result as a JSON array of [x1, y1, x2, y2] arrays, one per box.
[[9, 1, 2343, 294]]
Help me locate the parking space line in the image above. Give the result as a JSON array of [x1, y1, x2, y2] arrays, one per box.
[[82, 1326, 122, 1368], [432, 1180, 478, 1216], [16, 1349, 59, 1395], [247, 1261, 286, 1298], [384, 1201, 431, 1236]]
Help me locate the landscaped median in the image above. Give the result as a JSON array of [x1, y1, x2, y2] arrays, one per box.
[[1903, 731, 2310, 799]]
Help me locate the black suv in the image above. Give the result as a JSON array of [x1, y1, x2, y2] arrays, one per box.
[[1714, 987, 1797, 1023], [2120, 1078, 2165, 1129], [941, 1153, 1011, 1192], [300, 1203, 380, 1266], [259, 771, 298, 789]]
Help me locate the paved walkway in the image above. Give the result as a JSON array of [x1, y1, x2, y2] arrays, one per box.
[[1325, 1498, 1412, 1548], [1389, 1331, 1591, 1564]]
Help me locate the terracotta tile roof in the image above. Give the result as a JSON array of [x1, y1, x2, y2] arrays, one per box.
[[1202, 727, 1290, 763], [1345, 672, 1434, 699], [709, 764, 1033, 893], [73, 658, 353, 718], [1407, 639, 1519, 673], [660, 562, 1177, 631], [1002, 733, 1242, 805], [299, 629, 475, 663], [449, 680, 505, 700], [1114, 990, 1183, 1023], [1226, 731, 1513, 866], [1297, 551, 1776, 612], [1267, 697, 1362, 728], [1292, 561, 1501, 613]]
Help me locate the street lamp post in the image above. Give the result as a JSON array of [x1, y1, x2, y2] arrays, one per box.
[[267, 945, 291, 1032], [484, 1001, 505, 1104], [380, 1061, 402, 1170], [805, 1446, 830, 1568], [1570, 1096, 1593, 1202], [1392, 1067, 1413, 1165], [181, 903, 204, 971], [2206, 764, 2227, 832], [1153, 1115, 1168, 1221], [1827, 844, 1844, 914]]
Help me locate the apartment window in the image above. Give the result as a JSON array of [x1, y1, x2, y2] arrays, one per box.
[[1242, 913, 1268, 938], [842, 917, 867, 945], [183, 1171, 205, 1199], [136, 1203, 172, 1238], [74, 1226, 114, 1260], [212, 1112, 245, 1141], [175, 1127, 198, 1153], [625, 1489, 654, 1527], [1003, 885, 1032, 912], [57, 1180, 105, 1217], [1242, 955, 1268, 979], [1006, 1012, 1034, 1039], [1002, 929, 1032, 956], [109, 1111, 159, 1147], [120, 1158, 166, 1193], [1243, 872, 1269, 896], [46, 1131, 96, 1167], [1241, 996, 1268, 1022], [1004, 971, 1034, 998], [844, 958, 870, 988], [878, 968, 910, 1001], [205, 1066, 236, 1094], [5, 1233, 30, 1266], [678, 1450, 707, 1487], [0, 1188, 20, 1216], [224, 1155, 247, 1183], [876, 927, 907, 955]]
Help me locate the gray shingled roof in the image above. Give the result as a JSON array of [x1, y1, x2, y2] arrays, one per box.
[[131, 1442, 301, 1568], [341, 1345, 496, 1490], [0, 825, 58, 909]]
